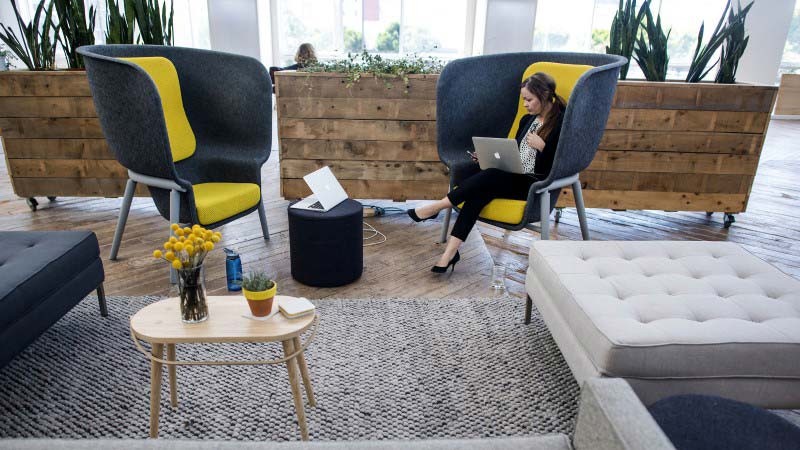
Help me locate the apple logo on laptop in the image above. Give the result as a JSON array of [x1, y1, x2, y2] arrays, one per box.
[[494, 152, 501, 159]]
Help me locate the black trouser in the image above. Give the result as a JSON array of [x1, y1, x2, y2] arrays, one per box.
[[446, 168, 536, 241]]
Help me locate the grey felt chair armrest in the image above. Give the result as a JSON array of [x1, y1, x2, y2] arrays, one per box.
[[573, 378, 676, 450]]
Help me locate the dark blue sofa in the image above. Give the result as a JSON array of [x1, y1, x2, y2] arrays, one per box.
[[0, 231, 106, 368]]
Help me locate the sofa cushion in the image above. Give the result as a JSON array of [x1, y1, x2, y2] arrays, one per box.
[[649, 394, 800, 450], [527, 241, 800, 379], [0, 231, 101, 331]]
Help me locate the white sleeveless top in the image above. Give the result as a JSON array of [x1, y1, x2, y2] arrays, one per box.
[[519, 117, 542, 174]]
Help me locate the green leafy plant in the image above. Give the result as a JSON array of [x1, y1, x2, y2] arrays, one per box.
[[376, 21, 399, 52], [607, 0, 649, 79], [132, 0, 174, 45], [0, 0, 59, 70], [241, 272, 275, 292], [715, 0, 754, 84], [343, 28, 363, 53], [301, 50, 444, 91], [633, 3, 670, 81], [686, 0, 734, 82], [105, 0, 136, 44], [53, 0, 96, 68]]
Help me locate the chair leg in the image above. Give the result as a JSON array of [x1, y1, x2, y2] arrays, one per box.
[[524, 294, 532, 325], [110, 179, 137, 260], [169, 189, 180, 284], [572, 180, 590, 241], [539, 190, 550, 240], [97, 284, 108, 317], [257, 200, 270, 240], [439, 207, 452, 244]]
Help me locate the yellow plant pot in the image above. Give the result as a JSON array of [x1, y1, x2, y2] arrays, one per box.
[[243, 282, 277, 317]]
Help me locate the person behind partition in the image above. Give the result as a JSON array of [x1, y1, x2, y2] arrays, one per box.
[[407, 72, 566, 273]]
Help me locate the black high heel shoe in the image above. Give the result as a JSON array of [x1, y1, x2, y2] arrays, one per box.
[[431, 251, 460, 273], [407, 208, 439, 222]]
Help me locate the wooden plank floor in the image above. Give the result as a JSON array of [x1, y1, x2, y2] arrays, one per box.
[[1, 119, 798, 301]]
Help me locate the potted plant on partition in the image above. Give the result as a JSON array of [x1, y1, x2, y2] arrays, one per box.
[[153, 224, 222, 323], [575, 0, 773, 227], [241, 272, 278, 317], [0, 0, 174, 210]]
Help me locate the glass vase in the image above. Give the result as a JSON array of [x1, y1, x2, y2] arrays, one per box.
[[177, 265, 208, 323]]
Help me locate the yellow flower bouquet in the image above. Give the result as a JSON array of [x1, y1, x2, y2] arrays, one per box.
[[154, 224, 222, 323]]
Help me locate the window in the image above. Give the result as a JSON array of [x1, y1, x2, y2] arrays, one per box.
[[780, 2, 800, 75], [274, 0, 472, 66], [533, 0, 731, 80]]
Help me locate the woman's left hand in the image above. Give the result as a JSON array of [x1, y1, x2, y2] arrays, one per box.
[[527, 132, 546, 152]]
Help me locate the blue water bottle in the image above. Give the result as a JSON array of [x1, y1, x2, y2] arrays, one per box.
[[224, 248, 243, 291]]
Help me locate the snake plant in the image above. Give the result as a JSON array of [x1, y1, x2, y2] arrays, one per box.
[[0, 0, 59, 70], [633, 4, 670, 81], [715, 1, 754, 84], [132, 0, 174, 45], [105, 0, 136, 44], [607, 0, 649, 80], [686, 0, 735, 82], [53, 0, 96, 68]]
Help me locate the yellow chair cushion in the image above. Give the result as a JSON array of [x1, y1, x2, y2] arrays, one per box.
[[192, 183, 261, 225], [507, 61, 593, 139], [120, 56, 197, 162], [456, 195, 528, 225]]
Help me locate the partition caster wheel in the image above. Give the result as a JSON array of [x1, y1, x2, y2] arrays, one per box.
[[26, 197, 38, 211], [723, 213, 735, 229], [554, 207, 563, 223], [47, 196, 57, 202], [705, 211, 713, 217]]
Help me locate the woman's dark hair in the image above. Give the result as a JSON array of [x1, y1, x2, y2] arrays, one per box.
[[521, 72, 566, 140], [295, 43, 317, 67]]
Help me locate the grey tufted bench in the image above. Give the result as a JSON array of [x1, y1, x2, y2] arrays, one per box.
[[0, 231, 106, 368], [525, 241, 800, 408]]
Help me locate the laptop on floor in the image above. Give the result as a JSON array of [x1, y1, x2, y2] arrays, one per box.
[[290, 166, 349, 212], [472, 136, 526, 174]]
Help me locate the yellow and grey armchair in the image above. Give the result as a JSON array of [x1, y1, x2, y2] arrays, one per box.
[[78, 45, 272, 280], [437, 52, 626, 242]]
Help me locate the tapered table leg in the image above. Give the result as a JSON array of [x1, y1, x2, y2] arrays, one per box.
[[167, 344, 177, 407], [292, 336, 316, 406], [149, 343, 164, 438], [282, 339, 309, 441]]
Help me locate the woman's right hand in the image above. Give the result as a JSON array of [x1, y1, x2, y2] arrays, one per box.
[[467, 151, 478, 162]]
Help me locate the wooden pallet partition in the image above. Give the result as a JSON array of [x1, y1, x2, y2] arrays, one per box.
[[276, 71, 446, 201], [558, 80, 778, 213], [0, 71, 147, 200]]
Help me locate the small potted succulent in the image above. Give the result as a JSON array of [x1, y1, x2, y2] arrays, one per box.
[[241, 271, 277, 317]]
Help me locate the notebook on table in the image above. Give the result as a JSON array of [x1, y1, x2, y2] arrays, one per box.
[[278, 296, 316, 318]]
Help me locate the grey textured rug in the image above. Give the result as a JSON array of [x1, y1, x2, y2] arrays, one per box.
[[0, 296, 579, 441]]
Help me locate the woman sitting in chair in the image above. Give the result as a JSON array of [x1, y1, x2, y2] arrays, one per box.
[[408, 72, 566, 273]]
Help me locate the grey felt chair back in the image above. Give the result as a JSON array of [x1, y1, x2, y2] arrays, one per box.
[[437, 52, 626, 186], [79, 45, 272, 184]]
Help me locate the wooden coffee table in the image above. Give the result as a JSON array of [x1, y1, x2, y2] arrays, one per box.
[[130, 295, 318, 440]]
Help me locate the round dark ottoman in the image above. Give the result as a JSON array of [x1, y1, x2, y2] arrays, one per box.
[[288, 199, 363, 287]]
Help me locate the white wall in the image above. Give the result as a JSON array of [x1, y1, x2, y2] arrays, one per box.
[[207, 0, 261, 59], [722, 0, 794, 85], [482, 0, 537, 55]]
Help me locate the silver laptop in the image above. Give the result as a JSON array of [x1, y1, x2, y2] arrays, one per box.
[[472, 137, 525, 174], [290, 166, 349, 212]]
